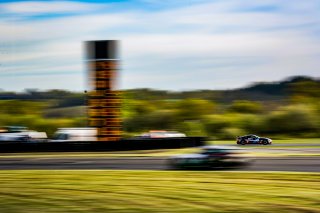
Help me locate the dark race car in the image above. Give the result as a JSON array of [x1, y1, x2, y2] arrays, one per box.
[[168, 145, 252, 169], [236, 134, 272, 145]]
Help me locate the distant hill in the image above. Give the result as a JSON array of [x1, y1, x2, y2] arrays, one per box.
[[125, 76, 319, 103], [240, 76, 317, 95], [215, 76, 319, 103]]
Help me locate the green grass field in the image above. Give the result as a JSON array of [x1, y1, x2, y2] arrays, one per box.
[[0, 171, 319, 212]]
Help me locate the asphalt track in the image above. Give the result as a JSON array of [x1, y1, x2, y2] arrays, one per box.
[[0, 156, 319, 172], [232, 143, 320, 147]]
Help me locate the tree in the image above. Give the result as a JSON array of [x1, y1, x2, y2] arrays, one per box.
[[228, 100, 262, 114], [0, 100, 45, 115], [289, 80, 320, 104], [177, 121, 207, 136], [264, 105, 318, 135], [175, 99, 216, 121]]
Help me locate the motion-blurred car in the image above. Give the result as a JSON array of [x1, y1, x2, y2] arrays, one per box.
[[51, 128, 97, 142], [236, 134, 272, 145], [0, 126, 47, 142], [0, 133, 31, 142], [139, 130, 186, 138], [168, 146, 251, 169]]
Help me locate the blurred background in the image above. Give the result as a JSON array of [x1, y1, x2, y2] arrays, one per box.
[[0, 0, 319, 138], [0, 2, 319, 213], [0, 76, 319, 139]]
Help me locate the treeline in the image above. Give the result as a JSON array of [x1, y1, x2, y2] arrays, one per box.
[[122, 99, 319, 139], [0, 76, 319, 138], [1, 76, 317, 104], [0, 100, 86, 136]]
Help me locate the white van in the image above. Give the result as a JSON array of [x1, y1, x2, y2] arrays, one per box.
[[51, 128, 97, 142]]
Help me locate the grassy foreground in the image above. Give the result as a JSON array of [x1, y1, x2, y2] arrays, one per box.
[[0, 171, 319, 212]]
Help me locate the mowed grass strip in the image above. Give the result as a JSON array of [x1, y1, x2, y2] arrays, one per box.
[[0, 171, 319, 213]]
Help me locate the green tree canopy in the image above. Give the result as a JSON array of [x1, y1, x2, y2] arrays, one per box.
[[228, 100, 263, 114], [175, 99, 216, 120]]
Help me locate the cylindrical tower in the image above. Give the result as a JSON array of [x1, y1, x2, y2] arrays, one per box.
[[86, 40, 121, 141]]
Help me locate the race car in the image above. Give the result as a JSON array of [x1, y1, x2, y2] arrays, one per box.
[[236, 134, 272, 145], [168, 145, 252, 169]]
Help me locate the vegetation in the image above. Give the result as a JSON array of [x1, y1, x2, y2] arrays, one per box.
[[0, 170, 318, 212], [0, 76, 319, 138]]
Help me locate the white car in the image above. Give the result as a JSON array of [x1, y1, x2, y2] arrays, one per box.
[[139, 130, 186, 138], [0, 131, 47, 142]]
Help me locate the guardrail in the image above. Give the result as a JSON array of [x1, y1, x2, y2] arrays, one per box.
[[0, 137, 206, 152]]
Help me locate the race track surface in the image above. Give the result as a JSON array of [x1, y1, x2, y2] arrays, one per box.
[[0, 157, 319, 172]]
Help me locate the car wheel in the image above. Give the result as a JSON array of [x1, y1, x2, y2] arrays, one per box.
[[262, 140, 268, 145], [240, 140, 246, 145]]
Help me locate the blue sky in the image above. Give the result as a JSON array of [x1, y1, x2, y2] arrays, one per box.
[[0, 0, 319, 91]]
